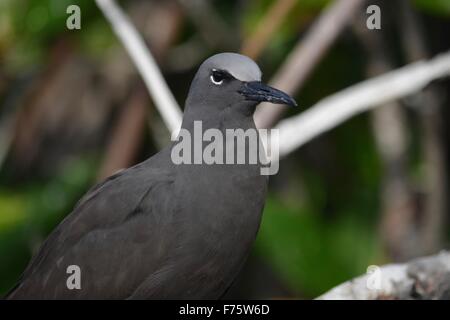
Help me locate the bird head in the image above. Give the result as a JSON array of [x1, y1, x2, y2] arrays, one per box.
[[185, 53, 297, 117]]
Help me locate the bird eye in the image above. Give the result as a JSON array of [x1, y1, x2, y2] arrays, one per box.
[[210, 70, 225, 85]]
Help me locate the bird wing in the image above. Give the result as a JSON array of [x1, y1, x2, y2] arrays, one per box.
[[7, 160, 177, 299]]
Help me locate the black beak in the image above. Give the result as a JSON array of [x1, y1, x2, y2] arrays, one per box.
[[238, 81, 297, 107]]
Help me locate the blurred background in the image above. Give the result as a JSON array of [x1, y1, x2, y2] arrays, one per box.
[[0, 0, 449, 299]]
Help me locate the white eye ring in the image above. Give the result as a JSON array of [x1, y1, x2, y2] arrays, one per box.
[[210, 74, 223, 86]]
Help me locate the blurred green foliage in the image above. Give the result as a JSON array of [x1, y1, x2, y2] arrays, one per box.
[[0, 156, 97, 294], [414, 0, 450, 16], [256, 196, 381, 297]]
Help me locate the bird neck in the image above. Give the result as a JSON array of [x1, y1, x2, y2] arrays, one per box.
[[181, 103, 257, 133]]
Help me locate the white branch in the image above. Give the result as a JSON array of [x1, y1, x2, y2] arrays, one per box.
[[95, 0, 183, 136], [275, 51, 450, 158], [95, 0, 450, 157], [317, 251, 450, 300], [254, 0, 366, 129]]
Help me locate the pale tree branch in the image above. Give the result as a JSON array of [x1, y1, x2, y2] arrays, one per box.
[[95, 0, 183, 136], [317, 251, 450, 300], [275, 51, 450, 158], [96, 1, 183, 179], [254, 0, 366, 129], [176, 0, 236, 50], [95, 0, 450, 167], [353, 6, 416, 262], [398, 0, 447, 257], [240, 0, 298, 60]]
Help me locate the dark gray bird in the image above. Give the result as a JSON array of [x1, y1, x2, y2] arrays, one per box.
[[7, 53, 296, 299]]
